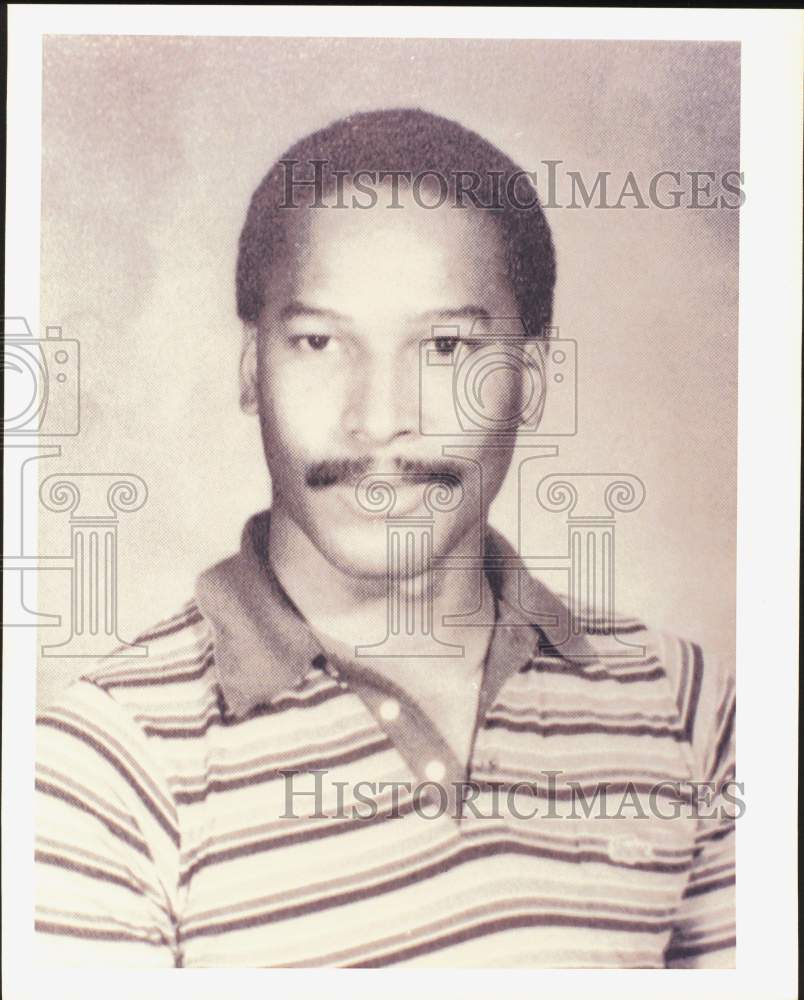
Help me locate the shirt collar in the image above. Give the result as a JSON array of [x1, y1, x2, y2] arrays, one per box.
[[196, 509, 596, 720]]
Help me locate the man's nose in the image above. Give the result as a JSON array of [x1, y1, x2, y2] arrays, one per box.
[[342, 355, 417, 446]]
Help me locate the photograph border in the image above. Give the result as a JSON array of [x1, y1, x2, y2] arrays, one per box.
[[4, 6, 800, 998]]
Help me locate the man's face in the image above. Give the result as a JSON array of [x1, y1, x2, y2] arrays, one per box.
[[243, 183, 541, 577]]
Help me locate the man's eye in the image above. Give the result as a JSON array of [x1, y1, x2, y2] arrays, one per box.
[[295, 335, 333, 352], [433, 336, 481, 356], [433, 336, 459, 356]]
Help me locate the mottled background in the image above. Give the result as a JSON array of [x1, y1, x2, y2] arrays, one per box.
[[37, 37, 739, 708]]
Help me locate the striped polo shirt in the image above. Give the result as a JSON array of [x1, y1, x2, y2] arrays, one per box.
[[35, 511, 736, 968]]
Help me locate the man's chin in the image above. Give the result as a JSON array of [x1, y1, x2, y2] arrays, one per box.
[[289, 487, 477, 581], [310, 522, 402, 580]]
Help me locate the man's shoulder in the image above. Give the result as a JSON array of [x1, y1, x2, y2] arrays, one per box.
[[571, 599, 729, 696], [562, 597, 734, 766], [34, 605, 210, 854], [77, 599, 218, 717]]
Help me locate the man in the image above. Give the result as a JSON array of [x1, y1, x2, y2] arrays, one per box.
[[35, 108, 736, 967]]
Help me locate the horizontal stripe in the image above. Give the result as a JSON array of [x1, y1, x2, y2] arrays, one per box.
[[96, 649, 214, 691], [172, 734, 393, 805], [484, 716, 686, 741], [489, 700, 679, 725], [179, 795, 420, 886], [351, 911, 674, 968], [682, 874, 735, 899], [522, 660, 666, 685]]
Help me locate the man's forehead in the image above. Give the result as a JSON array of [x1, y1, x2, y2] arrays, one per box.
[[265, 191, 512, 312], [291, 179, 504, 234]]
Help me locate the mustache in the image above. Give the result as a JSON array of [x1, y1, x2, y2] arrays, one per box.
[[305, 457, 465, 491]]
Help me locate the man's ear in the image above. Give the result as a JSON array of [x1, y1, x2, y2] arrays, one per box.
[[239, 325, 259, 415], [519, 337, 548, 432]]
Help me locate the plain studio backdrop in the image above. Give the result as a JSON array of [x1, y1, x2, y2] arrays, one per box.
[[36, 36, 738, 709]]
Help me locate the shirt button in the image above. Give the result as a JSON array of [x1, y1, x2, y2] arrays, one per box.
[[425, 759, 446, 782], [379, 698, 400, 722]]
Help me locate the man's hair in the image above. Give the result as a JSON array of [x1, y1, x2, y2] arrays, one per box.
[[236, 107, 556, 337]]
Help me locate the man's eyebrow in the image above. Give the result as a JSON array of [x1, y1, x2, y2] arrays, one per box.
[[278, 301, 348, 322], [417, 306, 492, 323]]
